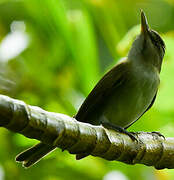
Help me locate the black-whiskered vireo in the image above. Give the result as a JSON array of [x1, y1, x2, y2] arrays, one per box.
[[16, 10, 165, 167]]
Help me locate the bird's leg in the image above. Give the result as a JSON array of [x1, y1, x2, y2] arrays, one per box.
[[101, 122, 138, 141]]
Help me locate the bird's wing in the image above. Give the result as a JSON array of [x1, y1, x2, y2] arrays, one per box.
[[75, 59, 130, 123], [124, 93, 157, 129]]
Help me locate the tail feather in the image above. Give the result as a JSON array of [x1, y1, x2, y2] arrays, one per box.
[[16, 143, 56, 168]]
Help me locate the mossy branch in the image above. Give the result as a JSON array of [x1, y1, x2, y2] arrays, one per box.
[[0, 94, 173, 169]]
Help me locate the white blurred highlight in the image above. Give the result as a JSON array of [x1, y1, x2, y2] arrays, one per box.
[[0, 165, 4, 180], [103, 171, 129, 180], [0, 21, 29, 62]]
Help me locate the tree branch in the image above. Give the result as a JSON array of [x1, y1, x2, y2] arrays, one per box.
[[0, 94, 173, 169]]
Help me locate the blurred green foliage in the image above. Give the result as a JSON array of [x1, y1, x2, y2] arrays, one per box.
[[0, 0, 174, 179]]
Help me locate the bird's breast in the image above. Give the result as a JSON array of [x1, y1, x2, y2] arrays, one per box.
[[102, 65, 159, 128]]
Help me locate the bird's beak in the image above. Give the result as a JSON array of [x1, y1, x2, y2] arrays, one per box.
[[141, 10, 149, 35]]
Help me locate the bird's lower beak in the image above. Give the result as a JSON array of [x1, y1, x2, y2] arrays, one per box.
[[141, 10, 149, 35]]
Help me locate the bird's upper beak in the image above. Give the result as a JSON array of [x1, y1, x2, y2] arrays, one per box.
[[141, 10, 149, 35]]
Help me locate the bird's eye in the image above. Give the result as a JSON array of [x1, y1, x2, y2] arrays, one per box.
[[149, 30, 165, 53]]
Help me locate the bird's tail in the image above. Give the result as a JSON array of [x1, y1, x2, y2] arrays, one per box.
[[16, 143, 56, 168]]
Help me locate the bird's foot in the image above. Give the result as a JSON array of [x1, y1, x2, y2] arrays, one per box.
[[101, 122, 138, 142], [151, 131, 165, 139]]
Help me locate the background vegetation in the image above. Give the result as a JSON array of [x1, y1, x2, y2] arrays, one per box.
[[0, 0, 174, 179]]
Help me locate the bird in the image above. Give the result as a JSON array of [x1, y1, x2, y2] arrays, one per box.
[[16, 10, 165, 167]]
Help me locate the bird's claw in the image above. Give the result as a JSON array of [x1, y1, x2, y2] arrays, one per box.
[[101, 122, 138, 142], [151, 131, 165, 139], [124, 131, 138, 142]]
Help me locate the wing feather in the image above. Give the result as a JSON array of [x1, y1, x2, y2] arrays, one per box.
[[75, 60, 130, 123]]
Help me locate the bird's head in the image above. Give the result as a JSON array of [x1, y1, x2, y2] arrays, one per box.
[[128, 10, 165, 72]]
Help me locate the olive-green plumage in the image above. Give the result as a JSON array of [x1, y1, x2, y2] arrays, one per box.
[[16, 11, 165, 167], [75, 11, 165, 129]]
